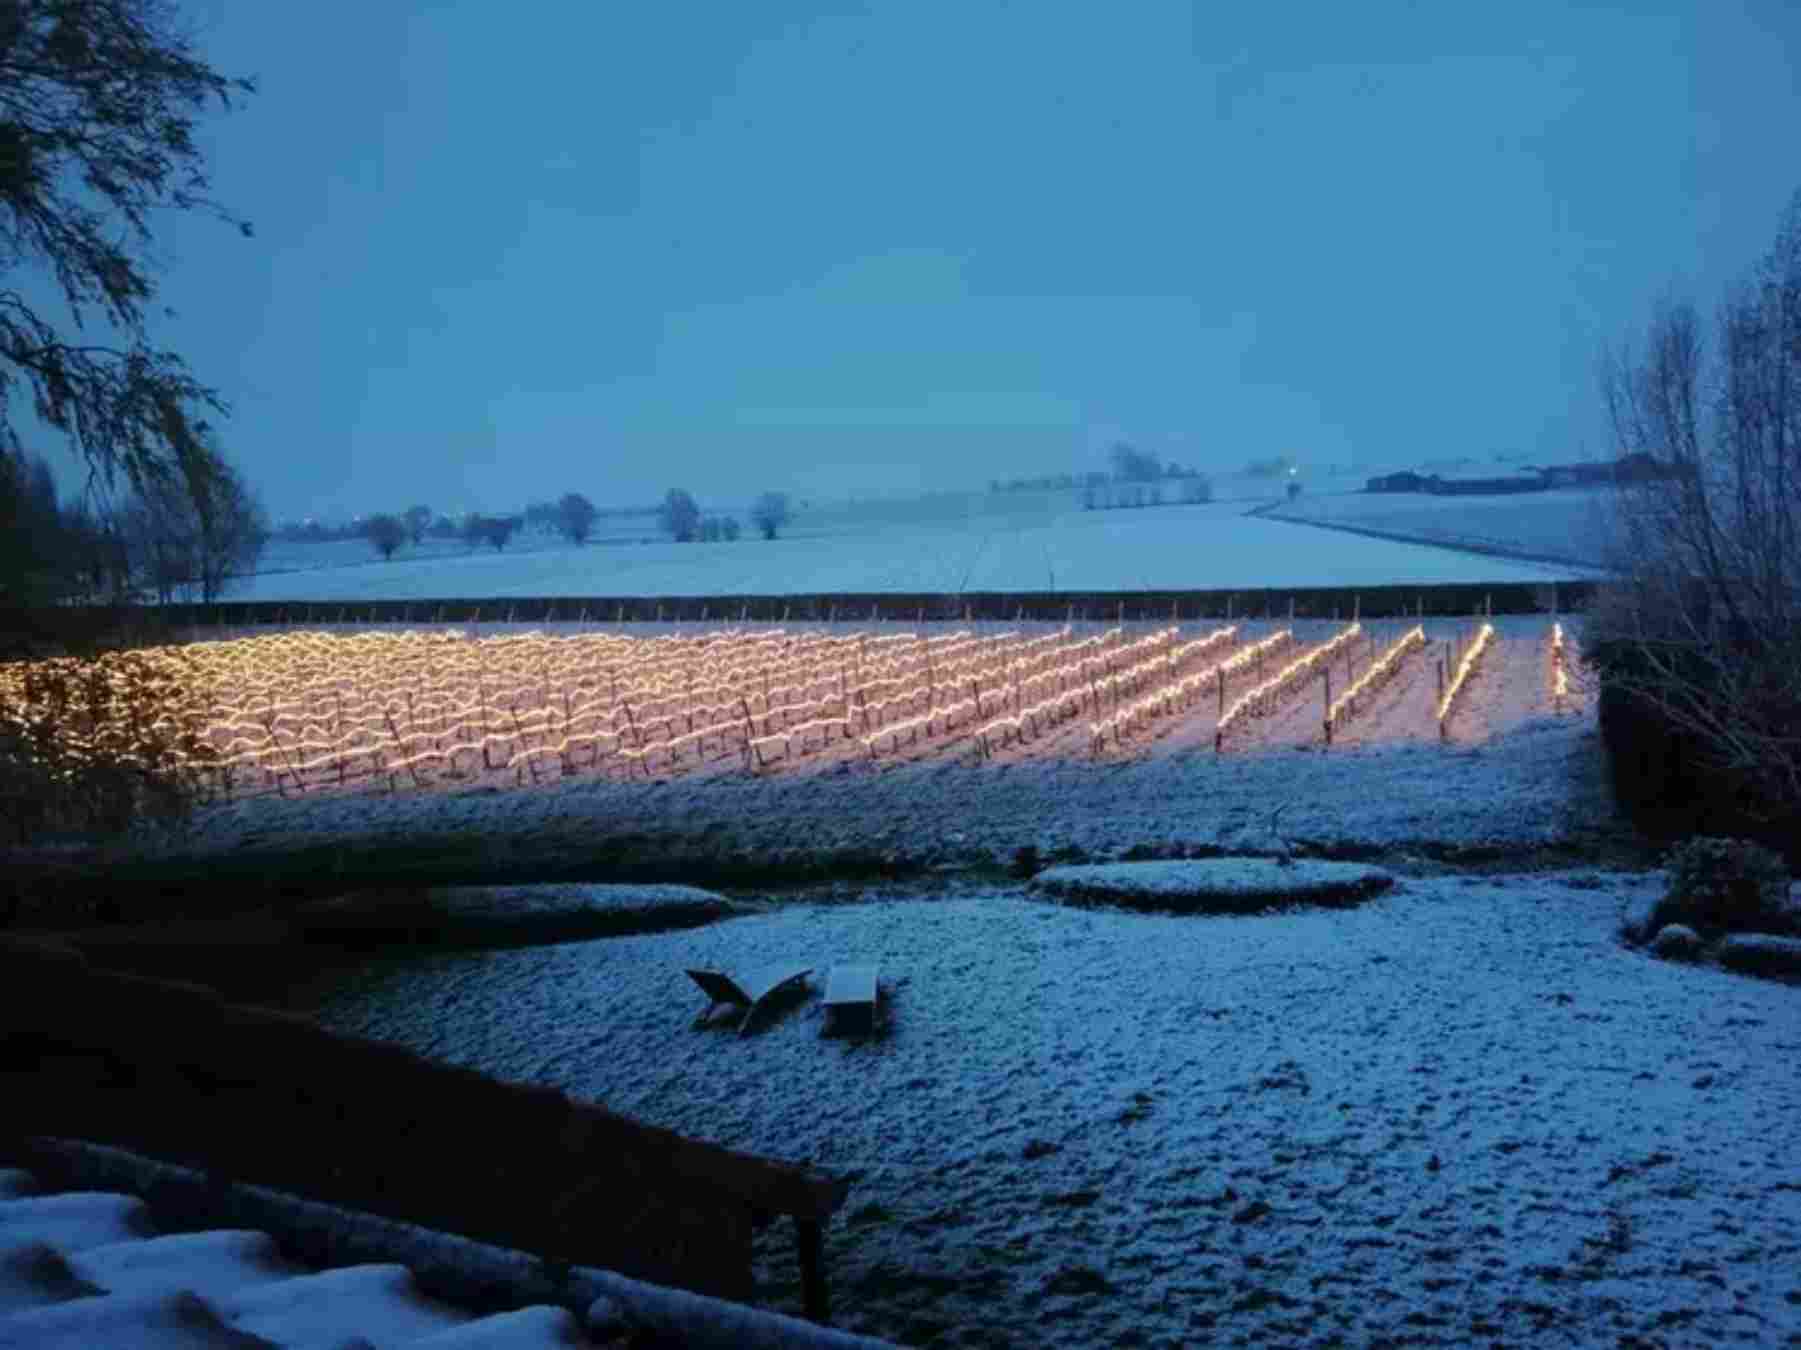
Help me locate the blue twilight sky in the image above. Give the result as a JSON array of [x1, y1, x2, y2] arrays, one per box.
[[51, 0, 1801, 522]]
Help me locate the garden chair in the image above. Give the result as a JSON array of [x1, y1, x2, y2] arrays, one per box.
[[685, 964, 812, 1036]]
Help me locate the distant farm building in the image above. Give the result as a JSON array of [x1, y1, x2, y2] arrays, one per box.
[[1365, 455, 1685, 495], [1426, 472, 1545, 496], [1365, 471, 1431, 493]]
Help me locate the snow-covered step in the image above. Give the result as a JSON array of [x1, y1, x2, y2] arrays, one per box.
[[0, 1286, 281, 1349], [0, 1191, 154, 1253], [69, 1230, 305, 1304], [0, 1239, 103, 1314], [214, 1263, 470, 1347], [0, 1162, 603, 1347], [406, 1305, 591, 1347]]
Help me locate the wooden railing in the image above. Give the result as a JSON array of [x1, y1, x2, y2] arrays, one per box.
[[0, 934, 849, 1321]]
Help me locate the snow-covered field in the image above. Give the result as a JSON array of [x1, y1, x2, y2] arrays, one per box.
[[280, 861, 1801, 1348], [1267, 487, 1621, 568], [236, 495, 1591, 605]]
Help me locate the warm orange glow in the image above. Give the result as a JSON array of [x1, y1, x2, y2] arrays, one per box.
[[1550, 621, 1570, 703], [1217, 623, 1362, 740], [1437, 622, 1496, 726], [1327, 624, 1426, 731]]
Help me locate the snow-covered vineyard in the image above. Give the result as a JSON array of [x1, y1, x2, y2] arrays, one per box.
[[23, 616, 1582, 808]]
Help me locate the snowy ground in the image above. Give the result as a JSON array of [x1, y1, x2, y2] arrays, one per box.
[[1266, 487, 1622, 568], [233, 497, 1587, 605], [132, 701, 1614, 881], [279, 871, 1801, 1348]]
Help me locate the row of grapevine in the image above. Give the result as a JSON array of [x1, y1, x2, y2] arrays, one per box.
[[1215, 624, 1364, 748], [1437, 622, 1496, 736], [1323, 625, 1427, 743], [0, 617, 1549, 797]]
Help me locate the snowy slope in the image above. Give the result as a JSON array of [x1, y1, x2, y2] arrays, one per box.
[[1267, 487, 1621, 567], [233, 501, 1588, 605]]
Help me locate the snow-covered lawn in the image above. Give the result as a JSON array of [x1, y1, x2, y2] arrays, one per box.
[[281, 869, 1801, 1348], [234, 497, 1586, 605]]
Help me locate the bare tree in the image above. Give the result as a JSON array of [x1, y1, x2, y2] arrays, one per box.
[[557, 492, 597, 544], [469, 514, 518, 551], [366, 513, 407, 560], [1589, 187, 1801, 830], [1109, 443, 1162, 482], [750, 491, 791, 540], [402, 504, 433, 546], [189, 454, 267, 600], [1, 0, 255, 507], [111, 445, 265, 602], [659, 488, 700, 543]]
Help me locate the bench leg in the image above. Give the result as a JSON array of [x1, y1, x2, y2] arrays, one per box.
[[797, 1217, 828, 1323]]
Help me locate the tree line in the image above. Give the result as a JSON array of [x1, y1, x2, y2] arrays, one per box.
[[1081, 443, 1213, 510], [1, 444, 266, 605], [656, 489, 791, 544], [341, 488, 796, 564]]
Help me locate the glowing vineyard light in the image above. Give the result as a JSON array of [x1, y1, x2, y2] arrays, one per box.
[[1550, 621, 1569, 707], [1216, 624, 1362, 744], [1084, 626, 1256, 750], [1, 620, 1286, 794], [1325, 625, 1425, 735], [1437, 622, 1495, 730], [1088, 628, 1295, 753]]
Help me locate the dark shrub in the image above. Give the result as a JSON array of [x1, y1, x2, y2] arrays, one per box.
[[1652, 836, 1793, 936]]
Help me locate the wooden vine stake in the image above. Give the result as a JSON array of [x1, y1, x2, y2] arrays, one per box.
[[1322, 668, 1333, 746]]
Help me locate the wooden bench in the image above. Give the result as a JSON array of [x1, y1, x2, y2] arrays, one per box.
[[685, 965, 812, 1036], [821, 965, 879, 1036]]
